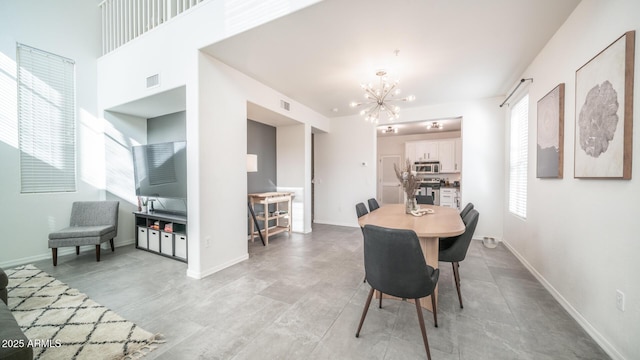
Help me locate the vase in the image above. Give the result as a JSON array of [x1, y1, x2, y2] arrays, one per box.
[[141, 205, 148, 213], [405, 197, 416, 214]]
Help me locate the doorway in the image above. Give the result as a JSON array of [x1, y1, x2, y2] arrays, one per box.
[[379, 155, 402, 204]]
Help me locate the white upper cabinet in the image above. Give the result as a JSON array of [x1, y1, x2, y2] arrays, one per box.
[[405, 138, 461, 172], [407, 141, 438, 162], [439, 140, 456, 173], [454, 138, 462, 173]]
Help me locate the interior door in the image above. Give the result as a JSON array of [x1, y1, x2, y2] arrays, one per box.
[[379, 155, 402, 204]]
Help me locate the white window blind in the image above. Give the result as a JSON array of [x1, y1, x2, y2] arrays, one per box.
[[17, 43, 76, 193], [509, 94, 529, 218]]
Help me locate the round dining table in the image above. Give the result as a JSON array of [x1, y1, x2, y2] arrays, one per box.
[[357, 203, 465, 311]]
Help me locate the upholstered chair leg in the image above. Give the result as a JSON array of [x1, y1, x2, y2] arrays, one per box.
[[52, 248, 58, 266], [95, 245, 101, 262], [414, 298, 432, 360], [110, 239, 115, 252], [452, 262, 463, 308], [76, 246, 80, 255], [379, 290, 383, 308], [356, 287, 375, 338], [431, 294, 438, 328]]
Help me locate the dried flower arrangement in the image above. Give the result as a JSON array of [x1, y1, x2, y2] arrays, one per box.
[[394, 159, 420, 200]]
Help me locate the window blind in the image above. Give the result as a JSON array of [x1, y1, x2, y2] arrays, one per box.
[[17, 43, 76, 193], [509, 94, 529, 218]]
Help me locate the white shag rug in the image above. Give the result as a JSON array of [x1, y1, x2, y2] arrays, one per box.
[[6, 265, 164, 360]]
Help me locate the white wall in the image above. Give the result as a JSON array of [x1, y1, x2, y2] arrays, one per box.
[[314, 98, 505, 242], [0, 0, 105, 267], [96, 0, 330, 278], [313, 115, 377, 227], [277, 124, 312, 233], [503, 1, 640, 359]]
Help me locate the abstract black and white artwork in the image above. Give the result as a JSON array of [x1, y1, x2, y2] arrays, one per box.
[[537, 84, 564, 178], [575, 31, 634, 179]]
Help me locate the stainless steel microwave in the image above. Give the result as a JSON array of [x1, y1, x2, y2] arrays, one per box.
[[413, 161, 440, 174]]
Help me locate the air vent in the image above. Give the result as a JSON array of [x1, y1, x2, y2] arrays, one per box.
[[146, 74, 160, 88], [280, 100, 290, 111]]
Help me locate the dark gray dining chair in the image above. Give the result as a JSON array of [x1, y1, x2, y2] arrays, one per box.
[[356, 202, 369, 218], [356, 224, 439, 360], [415, 195, 434, 205], [459, 202, 474, 219], [356, 202, 370, 283], [438, 209, 479, 309], [367, 198, 380, 211]]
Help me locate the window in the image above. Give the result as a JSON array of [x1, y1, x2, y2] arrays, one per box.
[[17, 43, 76, 193], [509, 94, 528, 218]]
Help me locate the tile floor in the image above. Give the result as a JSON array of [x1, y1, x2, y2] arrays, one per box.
[[28, 224, 609, 359]]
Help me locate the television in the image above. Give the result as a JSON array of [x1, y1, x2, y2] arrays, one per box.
[[132, 141, 187, 200]]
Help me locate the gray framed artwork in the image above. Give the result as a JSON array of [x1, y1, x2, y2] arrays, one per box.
[[537, 83, 565, 178], [574, 30, 635, 179]]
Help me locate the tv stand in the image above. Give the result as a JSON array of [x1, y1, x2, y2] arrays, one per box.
[[134, 211, 187, 262]]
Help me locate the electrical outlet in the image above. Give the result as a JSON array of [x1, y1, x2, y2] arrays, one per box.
[[616, 289, 625, 311]]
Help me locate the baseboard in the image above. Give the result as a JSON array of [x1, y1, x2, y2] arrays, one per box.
[[312, 219, 358, 228], [502, 240, 624, 360], [186, 253, 249, 279], [0, 238, 135, 269]]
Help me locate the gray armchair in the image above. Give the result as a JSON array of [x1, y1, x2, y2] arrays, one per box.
[[48, 201, 119, 266]]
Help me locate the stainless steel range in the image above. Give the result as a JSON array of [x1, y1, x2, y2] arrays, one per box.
[[418, 178, 442, 205]]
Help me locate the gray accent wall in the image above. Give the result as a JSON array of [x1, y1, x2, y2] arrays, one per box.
[[148, 111, 186, 143], [247, 120, 277, 193]]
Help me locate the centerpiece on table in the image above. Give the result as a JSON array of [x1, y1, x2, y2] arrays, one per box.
[[394, 159, 420, 213]]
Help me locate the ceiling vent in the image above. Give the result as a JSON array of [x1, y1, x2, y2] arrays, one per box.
[[280, 100, 290, 111], [146, 74, 160, 89]]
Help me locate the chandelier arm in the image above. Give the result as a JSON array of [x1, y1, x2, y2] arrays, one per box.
[[364, 87, 380, 100], [380, 83, 397, 102]]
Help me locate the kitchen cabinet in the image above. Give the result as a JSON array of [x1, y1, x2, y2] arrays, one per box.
[[420, 141, 439, 161], [406, 141, 438, 162], [438, 138, 462, 173], [406, 138, 461, 171], [438, 140, 456, 173], [440, 188, 460, 210], [455, 138, 462, 173], [405, 141, 416, 163]]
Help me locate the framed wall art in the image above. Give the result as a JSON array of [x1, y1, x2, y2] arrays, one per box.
[[574, 30, 635, 179], [537, 83, 565, 178]]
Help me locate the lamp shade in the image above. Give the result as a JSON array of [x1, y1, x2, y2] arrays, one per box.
[[247, 154, 258, 172]]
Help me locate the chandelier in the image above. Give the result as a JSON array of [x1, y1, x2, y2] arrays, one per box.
[[350, 70, 415, 123]]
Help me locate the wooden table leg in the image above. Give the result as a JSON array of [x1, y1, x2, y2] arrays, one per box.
[[419, 236, 439, 312]]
